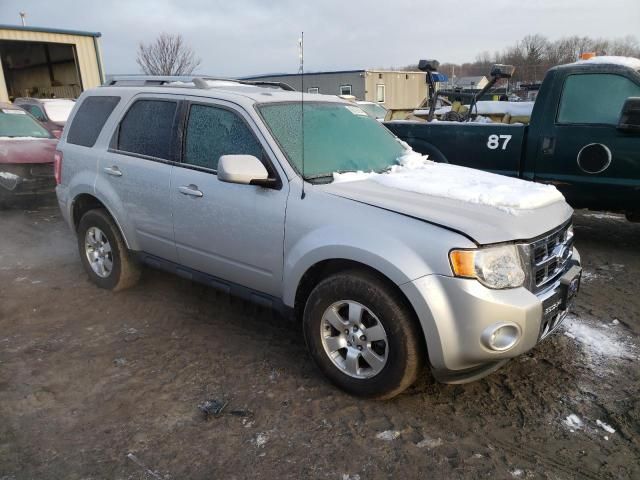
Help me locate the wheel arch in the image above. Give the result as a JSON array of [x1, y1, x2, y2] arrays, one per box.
[[70, 192, 134, 250]]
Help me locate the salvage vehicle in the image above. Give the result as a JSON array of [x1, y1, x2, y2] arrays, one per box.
[[13, 98, 75, 138], [56, 77, 581, 398], [386, 56, 640, 221], [0, 102, 57, 205]]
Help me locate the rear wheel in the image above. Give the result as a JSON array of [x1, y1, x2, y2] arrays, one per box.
[[303, 270, 425, 399], [77, 208, 140, 291]]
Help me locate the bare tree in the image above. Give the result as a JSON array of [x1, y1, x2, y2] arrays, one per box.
[[136, 33, 201, 76]]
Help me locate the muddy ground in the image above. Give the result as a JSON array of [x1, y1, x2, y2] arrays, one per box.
[[0, 203, 638, 480]]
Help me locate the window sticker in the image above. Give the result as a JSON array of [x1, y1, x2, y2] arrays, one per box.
[[2, 109, 26, 115]]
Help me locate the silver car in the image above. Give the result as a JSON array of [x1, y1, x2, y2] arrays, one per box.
[[55, 77, 581, 398]]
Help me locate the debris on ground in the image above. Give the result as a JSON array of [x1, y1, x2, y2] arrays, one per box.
[[376, 430, 401, 441], [198, 398, 228, 419]]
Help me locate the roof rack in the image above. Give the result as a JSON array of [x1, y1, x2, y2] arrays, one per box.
[[104, 76, 295, 91]]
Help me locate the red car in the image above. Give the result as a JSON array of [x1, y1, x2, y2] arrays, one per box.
[[0, 102, 57, 206]]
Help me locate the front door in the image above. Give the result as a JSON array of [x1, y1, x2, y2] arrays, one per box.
[[535, 72, 640, 211], [171, 100, 288, 296]]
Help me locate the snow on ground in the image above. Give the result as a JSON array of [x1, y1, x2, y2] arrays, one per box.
[[333, 146, 564, 214], [574, 56, 640, 70], [563, 314, 637, 362], [563, 414, 583, 431], [418, 101, 535, 118]]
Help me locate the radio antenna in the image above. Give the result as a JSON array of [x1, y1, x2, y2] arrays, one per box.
[[299, 32, 306, 199]]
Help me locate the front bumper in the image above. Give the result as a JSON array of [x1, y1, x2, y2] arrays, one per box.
[[0, 163, 55, 197], [401, 248, 581, 383]]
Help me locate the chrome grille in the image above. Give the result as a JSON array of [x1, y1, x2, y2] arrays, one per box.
[[526, 223, 574, 293]]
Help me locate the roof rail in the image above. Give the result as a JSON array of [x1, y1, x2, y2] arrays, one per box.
[[105, 75, 295, 91]]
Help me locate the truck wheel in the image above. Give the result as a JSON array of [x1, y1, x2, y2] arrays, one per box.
[[77, 208, 140, 291], [303, 270, 425, 399]]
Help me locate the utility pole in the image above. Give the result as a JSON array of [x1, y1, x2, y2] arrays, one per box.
[[19, 12, 26, 26]]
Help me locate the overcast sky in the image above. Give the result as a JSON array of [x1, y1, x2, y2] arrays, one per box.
[[1, 0, 639, 76]]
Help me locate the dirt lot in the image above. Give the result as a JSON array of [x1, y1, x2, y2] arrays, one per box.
[[1, 203, 638, 480]]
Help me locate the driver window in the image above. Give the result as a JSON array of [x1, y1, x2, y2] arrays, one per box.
[[183, 104, 262, 171], [557, 73, 640, 125]]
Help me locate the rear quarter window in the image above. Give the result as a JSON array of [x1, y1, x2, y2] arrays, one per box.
[[67, 96, 121, 147]]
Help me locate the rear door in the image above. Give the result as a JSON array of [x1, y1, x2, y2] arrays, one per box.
[[171, 99, 288, 296], [534, 72, 640, 210], [98, 95, 180, 261]]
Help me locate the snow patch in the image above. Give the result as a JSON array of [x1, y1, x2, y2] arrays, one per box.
[[574, 56, 640, 70], [333, 146, 564, 214], [596, 420, 616, 434], [563, 414, 583, 431], [563, 314, 636, 361], [510, 469, 524, 478], [0, 171, 20, 180], [376, 430, 401, 441], [0, 136, 46, 141], [253, 432, 269, 448], [415, 435, 443, 449]]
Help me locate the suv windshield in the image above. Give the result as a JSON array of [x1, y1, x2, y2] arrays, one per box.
[[0, 109, 51, 138], [258, 102, 405, 179]]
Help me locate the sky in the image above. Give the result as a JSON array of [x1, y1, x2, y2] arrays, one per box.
[[0, 0, 639, 77]]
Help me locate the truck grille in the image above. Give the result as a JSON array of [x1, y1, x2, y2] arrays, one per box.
[[526, 222, 574, 293]]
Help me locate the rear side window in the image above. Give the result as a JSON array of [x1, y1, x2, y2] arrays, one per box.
[[67, 96, 120, 147], [183, 104, 262, 170], [117, 99, 178, 160]]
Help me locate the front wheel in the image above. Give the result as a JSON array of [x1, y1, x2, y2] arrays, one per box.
[[303, 270, 425, 399], [77, 208, 140, 291]]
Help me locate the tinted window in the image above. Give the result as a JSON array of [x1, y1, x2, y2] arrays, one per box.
[[183, 104, 262, 170], [67, 96, 120, 147], [118, 100, 177, 160], [557, 74, 640, 125]]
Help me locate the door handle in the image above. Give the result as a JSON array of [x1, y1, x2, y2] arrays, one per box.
[[103, 166, 123, 177], [178, 184, 203, 198], [541, 136, 555, 156]]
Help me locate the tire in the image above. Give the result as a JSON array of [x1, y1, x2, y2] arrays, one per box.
[[77, 208, 140, 291], [303, 269, 425, 399]]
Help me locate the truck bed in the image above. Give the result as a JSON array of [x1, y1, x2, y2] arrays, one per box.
[[386, 120, 527, 178]]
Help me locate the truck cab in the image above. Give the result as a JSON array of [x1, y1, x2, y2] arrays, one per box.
[[386, 57, 640, 220]]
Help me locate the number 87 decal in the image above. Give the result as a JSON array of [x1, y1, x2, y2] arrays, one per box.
[[487, 134, 512, 150]]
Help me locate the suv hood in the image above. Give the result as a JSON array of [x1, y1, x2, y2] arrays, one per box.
[[319, 178, 573, 245]]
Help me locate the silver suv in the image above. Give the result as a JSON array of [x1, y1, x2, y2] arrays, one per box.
[[55, 76, 582, 398]]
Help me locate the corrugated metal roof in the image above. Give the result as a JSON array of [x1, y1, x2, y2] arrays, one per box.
[[0, 24, 101, 38]]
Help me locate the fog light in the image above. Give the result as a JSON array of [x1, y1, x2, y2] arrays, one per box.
[[481, 323, 520, 351]]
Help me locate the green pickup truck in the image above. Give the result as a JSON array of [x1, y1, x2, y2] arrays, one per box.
[[386, 57, 640, 220]]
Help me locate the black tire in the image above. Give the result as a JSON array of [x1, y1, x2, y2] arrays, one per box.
[[303, 269, 425, 399], [77, 208, 140, 291]]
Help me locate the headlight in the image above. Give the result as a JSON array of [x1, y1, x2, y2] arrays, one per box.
[[449, 245, 525, 289]]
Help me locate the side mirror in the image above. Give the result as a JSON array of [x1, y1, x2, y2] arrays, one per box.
[[490, 64, 515, 79], [618, 97, 640, 133], [217, 155, 275, 187]]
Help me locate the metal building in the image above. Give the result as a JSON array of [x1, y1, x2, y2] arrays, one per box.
[[0, 24, 105, 102], [243, 69, 428, 110]]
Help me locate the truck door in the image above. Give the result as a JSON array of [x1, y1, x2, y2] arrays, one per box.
[[534, 72, 640, 211]]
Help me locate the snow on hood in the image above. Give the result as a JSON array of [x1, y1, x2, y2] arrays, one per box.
[[574, 56, 640, 70], [333, 146, 565, 215]]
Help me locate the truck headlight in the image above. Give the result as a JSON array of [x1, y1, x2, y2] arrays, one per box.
[[449, 245, 525, 289]]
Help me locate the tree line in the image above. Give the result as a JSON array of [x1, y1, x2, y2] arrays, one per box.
[[405, 34, 640, 84]]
